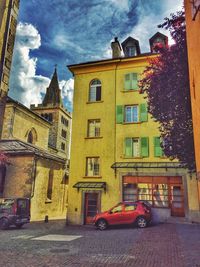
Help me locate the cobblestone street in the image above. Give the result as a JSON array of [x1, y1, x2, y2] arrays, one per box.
[[0, 221, 200, 267]]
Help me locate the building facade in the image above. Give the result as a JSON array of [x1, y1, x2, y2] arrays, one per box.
[[31, 68, 71, 160], [184, 0, 200, 210], [67, 35, 200, 225], [0, 69, 71, 221], [0, 0, 20, 137]]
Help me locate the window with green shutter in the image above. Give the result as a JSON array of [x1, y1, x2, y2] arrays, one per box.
[[154, 137, 163, 157], [124, 137, 149, 158], [124, 138, 133, 157], [124, 73, 138, 90], [140, 103, 148, 122], [140, 137, 149, 157], [116, 105, 124, 123], [131, 73, 138, 90]]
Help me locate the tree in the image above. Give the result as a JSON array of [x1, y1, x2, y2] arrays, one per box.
[[139, 11, 195, 172]]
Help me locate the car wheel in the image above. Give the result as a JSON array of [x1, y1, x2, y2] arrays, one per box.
[[15, 223, 24, 229], [136, 216, 147, 228], [96, 219, 107, 230], [0, 218, 9, 230]]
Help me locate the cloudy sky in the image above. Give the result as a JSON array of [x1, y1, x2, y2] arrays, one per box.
[[9, 0, 183, 111]]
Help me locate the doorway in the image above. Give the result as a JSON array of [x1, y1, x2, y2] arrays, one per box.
[[170, 184, 185, 217], [84, 192, 99, 224]]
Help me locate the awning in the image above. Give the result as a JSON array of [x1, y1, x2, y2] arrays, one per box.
[[111, 162, 184, 169], [73, 182, 106, 192]]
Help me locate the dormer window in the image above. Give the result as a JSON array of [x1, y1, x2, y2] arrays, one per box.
[[149, 32, 168, 53], [121, 37, 141, 57], [126, 46, 136, 57]]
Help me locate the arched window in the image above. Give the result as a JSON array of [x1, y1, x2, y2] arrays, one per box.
[[27, 128, 37, 145], [89, 79, 101, 102]]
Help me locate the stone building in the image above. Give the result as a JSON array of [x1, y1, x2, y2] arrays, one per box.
[[0, 0, 20, 137], [0, 69, 71, 221], [31, 68, 71, 160]]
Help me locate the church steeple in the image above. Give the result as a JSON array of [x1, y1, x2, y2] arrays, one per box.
[[42, 67, 63, 107]]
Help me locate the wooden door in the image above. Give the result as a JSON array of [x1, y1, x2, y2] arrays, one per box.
[[170, 184, 185, 217], [84, 193, 99, 224]]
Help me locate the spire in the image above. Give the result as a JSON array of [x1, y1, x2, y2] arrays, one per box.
[[42, 66, 63, 107]]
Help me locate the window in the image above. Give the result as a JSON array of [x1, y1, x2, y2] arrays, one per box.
[[88, 119, 100, 137], [111, 204, 123, 213], [124, 137, 149, 158], [125, 106, 138, 123], [27, 128, 37, 145], [191, 0, 200, 20], [126, 46, 136, 57], [61, 116, 68, 127], [124, 203, 137, 211], [154, 137, 164, 157], [42, 113, 53, 122], [124, 73, 138, 90], [116, 103, 148, 123], [86, 157, 100, 176], [61, 142, 65, 151], [89, 79, 101, 102], [0, 165, 6, 196], [61, 129, 67, 138], [123, 179, 168, 207], [47, 169, 53, 200]]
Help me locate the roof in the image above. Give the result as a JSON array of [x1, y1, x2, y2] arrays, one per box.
[[0, 139, 66, 164], [67, 52, 155, 72], [42, 68, 63, 107], [73, 182, 106, 192], [149, 32, 168, 45], [6, 97, 51, 125], [111, 162, 184, 169]]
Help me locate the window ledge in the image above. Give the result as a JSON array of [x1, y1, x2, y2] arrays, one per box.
[[45, 199, 52, 204], [123, 156, 144, 159], [86, 101, 104, 104], [83, 176, 102, 179], [85, 136, 103, 139], [121, 89, 139, 93], [123, 122, 142, 125]]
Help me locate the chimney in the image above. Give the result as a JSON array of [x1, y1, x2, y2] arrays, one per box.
[[111, 37, 122, 58]]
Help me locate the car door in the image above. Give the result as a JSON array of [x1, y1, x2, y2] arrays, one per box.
[[122, 203, 138, 224], [106, 204, 124, 225]]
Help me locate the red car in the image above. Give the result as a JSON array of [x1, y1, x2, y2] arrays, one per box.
[[94, 201, 151, 230]]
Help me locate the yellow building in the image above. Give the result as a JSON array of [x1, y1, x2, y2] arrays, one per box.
[[184, 0, 200, 209], [0, 69, 71, 221], [67, 35, 200, 224], [0, 0, 20, 137]]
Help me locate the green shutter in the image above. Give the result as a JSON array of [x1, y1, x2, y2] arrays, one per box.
[[131, 73, 138, 90], [125, 138, 132, 157], [140, 137, 149, 157], [154, 137, 163, 157], [124, 74, 131, 90], [116, 105, 124, 123], [140, 103, 148, 122]]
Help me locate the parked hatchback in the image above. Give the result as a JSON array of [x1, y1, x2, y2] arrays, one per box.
[[94, 201, 151, 230], [0, 198, 30, 230]]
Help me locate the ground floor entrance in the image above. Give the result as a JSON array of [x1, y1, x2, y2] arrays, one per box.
[[84, 192, 100, 224], [123, 176, 185, 217]]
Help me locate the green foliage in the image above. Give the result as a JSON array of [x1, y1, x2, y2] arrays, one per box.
[[139, 11, 195, 172]]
